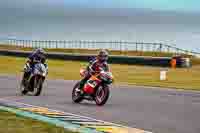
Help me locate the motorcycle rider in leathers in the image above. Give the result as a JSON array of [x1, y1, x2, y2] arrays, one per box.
[[22, 48, 47, 85], [79, 49, 110, 92]]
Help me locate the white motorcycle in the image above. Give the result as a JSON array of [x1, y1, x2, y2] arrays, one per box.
[[20, 60, 48, 96]]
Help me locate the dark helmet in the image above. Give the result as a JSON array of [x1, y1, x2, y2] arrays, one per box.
[[97, 49, 109, 63], [35, 48, 46, 55]]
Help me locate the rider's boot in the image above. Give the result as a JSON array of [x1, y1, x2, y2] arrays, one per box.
[[78, 79, 86, 95], [78, 76, 90, 95], [22, 62, 32, 85]]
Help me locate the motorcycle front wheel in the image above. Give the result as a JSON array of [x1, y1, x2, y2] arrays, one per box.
[[72, 81, 84, 103], [94, 85, 110, 106], [31, 76, 44, 96]]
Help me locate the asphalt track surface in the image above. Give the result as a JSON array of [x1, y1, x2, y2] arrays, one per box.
[[0, 75, 200, 133]]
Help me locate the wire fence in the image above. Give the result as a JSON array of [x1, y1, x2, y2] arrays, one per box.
[[0, 38, 199, 57]]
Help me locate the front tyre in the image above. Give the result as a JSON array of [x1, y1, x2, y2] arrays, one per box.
[[32, 76, 44, 96], [72, 81, 84, 103], [95, 85, 110, 106]]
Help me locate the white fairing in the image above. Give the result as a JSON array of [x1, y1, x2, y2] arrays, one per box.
[[34, 63, 47, 77]]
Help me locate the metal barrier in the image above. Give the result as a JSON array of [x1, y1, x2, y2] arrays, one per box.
[[0, 38, 199, 57]]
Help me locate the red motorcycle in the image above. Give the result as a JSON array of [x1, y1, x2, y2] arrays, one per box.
[[72, 68, 114, 106]]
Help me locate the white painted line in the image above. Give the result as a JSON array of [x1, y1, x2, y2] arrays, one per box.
[[64, 119, 99, 122], [72, 121, 119, 125], [0, 98, 123, 126], [49, 115, 91, 119], [0, 98, 152, 133]]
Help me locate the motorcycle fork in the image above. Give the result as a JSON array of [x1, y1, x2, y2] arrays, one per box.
[[33, 75, 41, 89], [28, 74, 40, 89]]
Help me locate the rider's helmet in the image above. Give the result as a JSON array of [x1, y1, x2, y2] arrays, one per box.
[[35, 48, 46, 56], [97, 49, 109, 63], [34, 48, 46, 63]]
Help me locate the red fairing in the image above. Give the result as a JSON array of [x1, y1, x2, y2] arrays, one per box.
[[83, 84, 94, 94]]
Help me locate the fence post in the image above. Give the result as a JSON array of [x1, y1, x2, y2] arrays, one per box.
[[79, 40, 82, 49], [141, 42, 144, 56], [20, 40, 22, 47], [160, 43, 162, 52], [39, 40, 42, 48], [119, 41, 124, 55], [36, 40, 38, 48], [7, 39, 10, 45], [25, 40, 27, 48], [29, 40, 31, 48], [167, 46, 170, 53], [30, 40, 32, 48], [9, 39, 11, 46], [118, 41, 120, 54], [17, 40, 21, 47], [136, 42, 138, 52], [140, 42, 143, 51], [22, 40, 24, 47], [55, 40, 57, 49]]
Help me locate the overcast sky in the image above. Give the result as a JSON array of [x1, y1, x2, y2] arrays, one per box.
[[1, 0, 200, 12], [0, 0, 200, 51]]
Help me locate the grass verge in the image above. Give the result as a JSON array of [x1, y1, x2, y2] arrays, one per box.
[[0, 110, 76, 133], [0, 55, 200, 91]]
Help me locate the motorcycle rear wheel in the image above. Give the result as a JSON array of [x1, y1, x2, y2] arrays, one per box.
[[20, 81, 28, 95]]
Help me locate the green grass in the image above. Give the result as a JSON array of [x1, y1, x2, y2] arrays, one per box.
[[0, 111, 77, 133], [0, 55, 200, 91]]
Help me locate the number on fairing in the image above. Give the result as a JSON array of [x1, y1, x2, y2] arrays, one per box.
[[88, 80, 97, 87]]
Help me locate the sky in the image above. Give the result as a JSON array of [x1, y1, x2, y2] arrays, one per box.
[[0, 0, 200, 52], [62, 0, 200, 13], [1, 0, 200, 13]]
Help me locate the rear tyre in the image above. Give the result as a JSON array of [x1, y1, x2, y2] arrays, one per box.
[[95, 85, 110, 106], [72, 81, 84, 103]]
